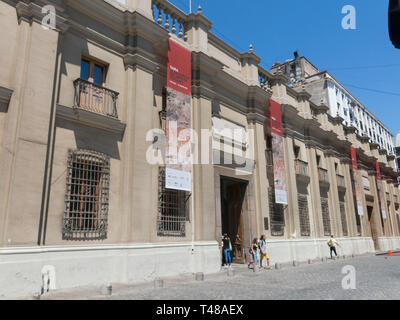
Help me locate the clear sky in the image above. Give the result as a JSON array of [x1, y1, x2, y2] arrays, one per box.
[[167, 0, 400, 139]]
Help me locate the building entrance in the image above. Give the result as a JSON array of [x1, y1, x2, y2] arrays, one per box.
[[220, 177, 248, 264]]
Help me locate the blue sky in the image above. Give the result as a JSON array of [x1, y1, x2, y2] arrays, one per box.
[[168, 0, 400, 139]]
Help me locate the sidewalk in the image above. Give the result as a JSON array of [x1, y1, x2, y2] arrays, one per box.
[[22, 253, 367, 300]]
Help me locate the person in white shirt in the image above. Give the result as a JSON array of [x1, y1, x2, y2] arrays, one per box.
[[327, 235, 340, 259], [258, 235, 271, 269]]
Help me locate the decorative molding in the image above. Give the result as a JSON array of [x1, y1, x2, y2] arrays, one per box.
[[56, 104, 126, 138]]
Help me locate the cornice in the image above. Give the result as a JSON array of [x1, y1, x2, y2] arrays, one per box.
[[15, 1, 69, 33]]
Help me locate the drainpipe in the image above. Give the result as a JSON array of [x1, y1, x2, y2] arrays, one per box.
[[38, 33, 63, 246]]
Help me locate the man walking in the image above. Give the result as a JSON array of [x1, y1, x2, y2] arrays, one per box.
[[258, 235, 271, 269], [327, 235, 340, 259]]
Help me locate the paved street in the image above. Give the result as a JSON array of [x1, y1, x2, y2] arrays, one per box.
[[38, 254, 400, 300]]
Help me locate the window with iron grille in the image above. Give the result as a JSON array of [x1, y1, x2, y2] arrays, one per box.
[[63, 149, 110, 240], [340, 201, 348, 236], [157, 166, 189, 237], [268, 188, 285, 236], [298, 194, 310, 236], [321, 197, 331, 236]]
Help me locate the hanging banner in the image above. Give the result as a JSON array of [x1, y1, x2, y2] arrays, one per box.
[[165, 39, 192, 192], [350, 146, 364, 215], [375, 161, 387, 219], [269, 99, 288, 205]]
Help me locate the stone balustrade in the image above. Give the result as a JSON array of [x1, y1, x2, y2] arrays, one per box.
[[152, 0, 188, 40]]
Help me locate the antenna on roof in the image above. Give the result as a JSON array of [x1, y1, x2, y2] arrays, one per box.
[[190, 0, 192, 13]]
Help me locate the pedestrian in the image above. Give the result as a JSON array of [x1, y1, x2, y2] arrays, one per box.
[[327, 235, 340, 259], [248, 238, 259, 272], [258, 235, 270, 269], [222, 234, 232, 267]]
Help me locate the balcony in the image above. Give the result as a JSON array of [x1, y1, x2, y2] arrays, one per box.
[[295, 159, 309, 181], [336, 174, 346, 191], [74, 78, 119, 118], [317, 168, 329, 182], [56, 79, 125, 136]]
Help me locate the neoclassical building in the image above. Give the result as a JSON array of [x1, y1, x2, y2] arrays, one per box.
[[0, 0, 399, 298]]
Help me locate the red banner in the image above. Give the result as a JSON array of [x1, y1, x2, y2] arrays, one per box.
[[167, 39, 191, 96], [350, 146, 364, 216], [270, 99, 287, 205], [165, 39, 192, 192]]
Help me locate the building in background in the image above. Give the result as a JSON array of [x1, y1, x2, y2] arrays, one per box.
[[271, 53, 396, 155], [0, 0, 399, 299]]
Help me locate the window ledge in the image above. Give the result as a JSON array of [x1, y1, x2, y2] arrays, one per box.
[[56, 104, 126, 136]]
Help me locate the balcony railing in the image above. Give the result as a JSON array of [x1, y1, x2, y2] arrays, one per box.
[[336, 174, 346, 189], [258, 66, 273, 92], [74, 78, 119, 119], [152, 0, 188, 40], [318, 168, 329, 184], [295, 159, 309, 177]]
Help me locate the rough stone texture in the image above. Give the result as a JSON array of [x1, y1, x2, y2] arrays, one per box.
[[36, 255, 400, 300]]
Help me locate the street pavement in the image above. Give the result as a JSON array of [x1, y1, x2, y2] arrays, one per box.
[[38, 254, 400, 300]]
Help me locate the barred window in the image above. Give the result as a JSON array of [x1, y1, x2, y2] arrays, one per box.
[[157, 166, 189, 237], [321, 197, 331, 236], [340, 201, 348, 236], [63, 150, 110, 240], [268, 188, 285, 236], [298, 194, 310, 236]]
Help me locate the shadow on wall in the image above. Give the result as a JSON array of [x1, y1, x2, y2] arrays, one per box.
[[56, 119, 121, 160]]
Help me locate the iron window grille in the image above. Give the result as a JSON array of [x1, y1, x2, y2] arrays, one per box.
[[63, 149, 110, 240], [157, 166, 189, 237], [268, 188, 285, 236], [298, 194, 311, 236]]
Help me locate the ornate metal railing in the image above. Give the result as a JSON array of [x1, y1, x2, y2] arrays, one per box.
[[318, 168, 329, 184], [295, 159, 309, 177], [73, 79, 119, 119], [337, 174, 346, 189]]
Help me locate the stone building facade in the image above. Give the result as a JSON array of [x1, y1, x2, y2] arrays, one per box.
[[0, 0, 399, 298]]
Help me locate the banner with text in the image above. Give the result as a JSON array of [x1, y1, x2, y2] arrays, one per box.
[[165, 39, 192, 192], [350, 146, 364, 216], [270, 99, 288, 205], [375, 161, 387, 219]]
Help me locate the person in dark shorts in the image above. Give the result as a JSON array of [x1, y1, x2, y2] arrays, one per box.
[[222, 234, 232, 267]]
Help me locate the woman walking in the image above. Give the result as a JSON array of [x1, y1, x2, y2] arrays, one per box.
[[248, 238, 259, 271], [222, 234, 232, 267]]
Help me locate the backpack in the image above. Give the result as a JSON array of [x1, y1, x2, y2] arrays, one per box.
[[327, 239, 334, 247]]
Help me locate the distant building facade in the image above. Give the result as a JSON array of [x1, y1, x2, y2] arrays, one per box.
[[0, 0, 399, 298], [271, 54, 396, 155]]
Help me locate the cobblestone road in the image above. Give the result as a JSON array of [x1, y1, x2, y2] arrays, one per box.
[[41, 254, 400, 300]]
